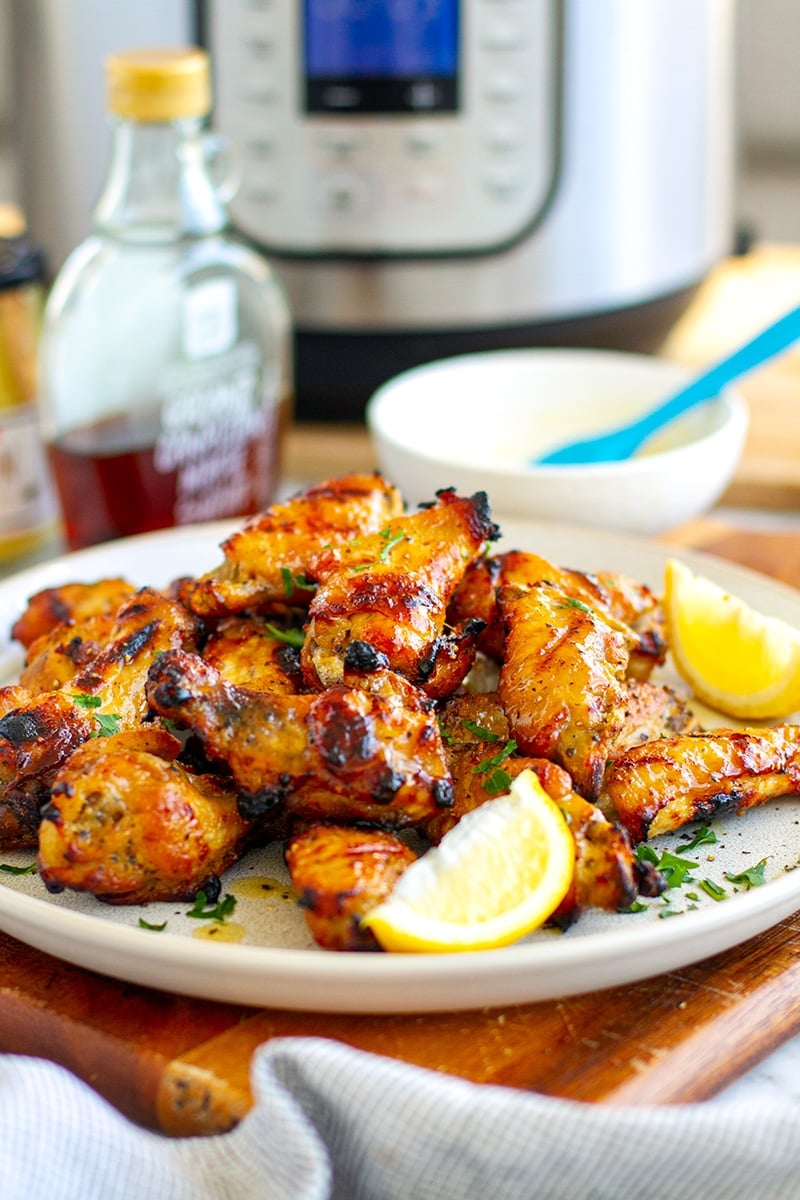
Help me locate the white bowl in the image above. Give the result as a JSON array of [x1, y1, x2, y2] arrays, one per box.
[[366, 348, 749, 536]]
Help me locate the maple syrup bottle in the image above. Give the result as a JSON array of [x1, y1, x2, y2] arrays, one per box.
[[39, 48, 291, 550]]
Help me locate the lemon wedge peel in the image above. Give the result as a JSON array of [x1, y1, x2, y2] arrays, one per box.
[[664, 557, 800, 720], [361, 769, 575, 953]]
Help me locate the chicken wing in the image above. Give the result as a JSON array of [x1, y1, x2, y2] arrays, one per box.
[[0, 691, 95, 848], [18, 612, 118, 694], [179, 473, 403, 618], [286, 824, 418, 950], [38, 729, 254, 903], [449, 550, 666, 679], [498, 582, 694, 799], [146, 650, 454, 829], [601, 726, 800, 843], [11, 578, 135, 649], [301, 488, 498, 695], [430, 692, 661, 922], [201, 615, 305, 693]]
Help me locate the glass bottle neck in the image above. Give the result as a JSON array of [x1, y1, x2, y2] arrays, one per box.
[[93, 116, 228, 243]]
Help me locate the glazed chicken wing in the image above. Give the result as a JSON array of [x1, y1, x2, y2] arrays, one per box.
[[430, 692, 661, 922], [19, 611, 119, 694], [201, 615, 305, 693], [301, 488, 498, 696], [449, 550, 666, 679], [38, 729, 254, 903], [498, 582, 695, 799], [11, 578, 135, 649], [146, 650, 454, 828], [180, 473, 403, 618], [0, 691, 95, 848], [68, 586, 199, 729], [286, 824, 418, 950], [601, 726, 800, 843]]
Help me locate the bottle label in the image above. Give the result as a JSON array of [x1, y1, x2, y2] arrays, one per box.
[[153, 340, 279, 525], [0, 405, 58, 538], [183, 278, 237, 360]]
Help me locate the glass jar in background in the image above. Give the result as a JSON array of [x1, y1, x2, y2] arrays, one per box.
[[0, 205, 59, 566], [39, 48, 292, 551]]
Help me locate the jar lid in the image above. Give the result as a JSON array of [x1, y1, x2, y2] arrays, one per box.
[[0, 205, 45, 291], [105, 48, 211, 122]]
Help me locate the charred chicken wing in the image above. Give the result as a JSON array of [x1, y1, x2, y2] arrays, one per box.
[[11, 578, 135, 649], [601, 726, 800, 843], [180, 473, 403, 618], [146, 649, 454, 828], [286, 823, 418, 950], [38, 729, 253, 903], [449, 550, 666, 679], [301, 488, 498, 696], [498, 582, 694, 799]]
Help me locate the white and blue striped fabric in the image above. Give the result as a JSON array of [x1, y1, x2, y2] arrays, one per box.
[[2, 1037, 800, 1200]]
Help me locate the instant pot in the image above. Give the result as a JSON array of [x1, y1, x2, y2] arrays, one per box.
[[11, 0, 736, 419]]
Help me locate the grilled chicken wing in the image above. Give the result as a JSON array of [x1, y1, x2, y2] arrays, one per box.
[[147, 649, 454, 829], [286, 824, 418, 950], [449, 551, 666, 679], [202, 616, 305, 693], [19, 612, 118, 694], [68, 587, 199, 729], [0, 691, 95, 848], [38, 729, 253, 903], [11, 578, 135, 649], [180, 473, 403, 618], [498, 582, 694, 799], [301, 488, 498, 696], [430, 691, 660, 921], [601, 726, 800, 843]]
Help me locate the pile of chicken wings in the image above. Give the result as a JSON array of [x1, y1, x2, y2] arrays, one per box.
[[2, 473, 798, 951]]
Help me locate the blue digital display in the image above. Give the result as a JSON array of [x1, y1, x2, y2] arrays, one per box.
[[304, 1, 459, 113]]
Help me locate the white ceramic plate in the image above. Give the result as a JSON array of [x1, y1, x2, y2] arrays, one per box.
[[0, 519, 799, 1015]]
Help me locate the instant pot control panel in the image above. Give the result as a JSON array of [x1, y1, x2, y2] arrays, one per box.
[[207, 0, 561, 257]]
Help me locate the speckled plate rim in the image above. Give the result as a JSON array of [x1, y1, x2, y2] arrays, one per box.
[[0, 517, 799, 1015]]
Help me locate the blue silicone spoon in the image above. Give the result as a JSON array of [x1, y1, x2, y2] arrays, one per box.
[[534, 304, 800, 466]]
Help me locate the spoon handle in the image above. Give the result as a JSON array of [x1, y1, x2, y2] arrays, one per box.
[[633, 303, 800, 441]]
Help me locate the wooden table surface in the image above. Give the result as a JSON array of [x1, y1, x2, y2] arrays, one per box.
[[3, 244, 800, 1136]]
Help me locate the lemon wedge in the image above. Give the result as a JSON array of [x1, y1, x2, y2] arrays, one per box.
[[360, 769, 574, 953], [664, 557, 800, 719]]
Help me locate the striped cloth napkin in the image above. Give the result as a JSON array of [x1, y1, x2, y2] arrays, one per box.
[[2, 1037, 799, 1200]]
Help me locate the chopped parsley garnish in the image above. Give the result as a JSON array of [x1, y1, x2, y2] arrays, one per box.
[[725, 859, 769, 889], [264, 622, 305, 649], [187, 890, 237, 923], [0, 861, 37, 876], [472, 739, 517, 797], [460, 720, 500, 743], [71, 694, 121, 737], [483, 768, 513, 797], [558, 597, 594, 616], [138, 917, 168, 932], [379, 531, 407, 562], [280, 567, 316, 597], [90, 713, 122, 738], [698, 878, 727, 901], [679, 825, 718, 852], [635, 843, 697, 890], [472, 739, 517, 776], [437, 718, 456, 746]]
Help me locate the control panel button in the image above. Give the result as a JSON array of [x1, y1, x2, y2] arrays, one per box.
[[485, 74, 523, 103], [487, 121, 523, 153], [404, 173, 447, 203], [405, 129, 444, 157], [317, 171, 374, 219], [482, 20, 524, 50], [483, 168, 524, 200], [316, 131, 367, 160]]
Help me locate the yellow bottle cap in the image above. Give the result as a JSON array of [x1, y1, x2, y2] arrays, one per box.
[[105, 48, 211, 122]]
